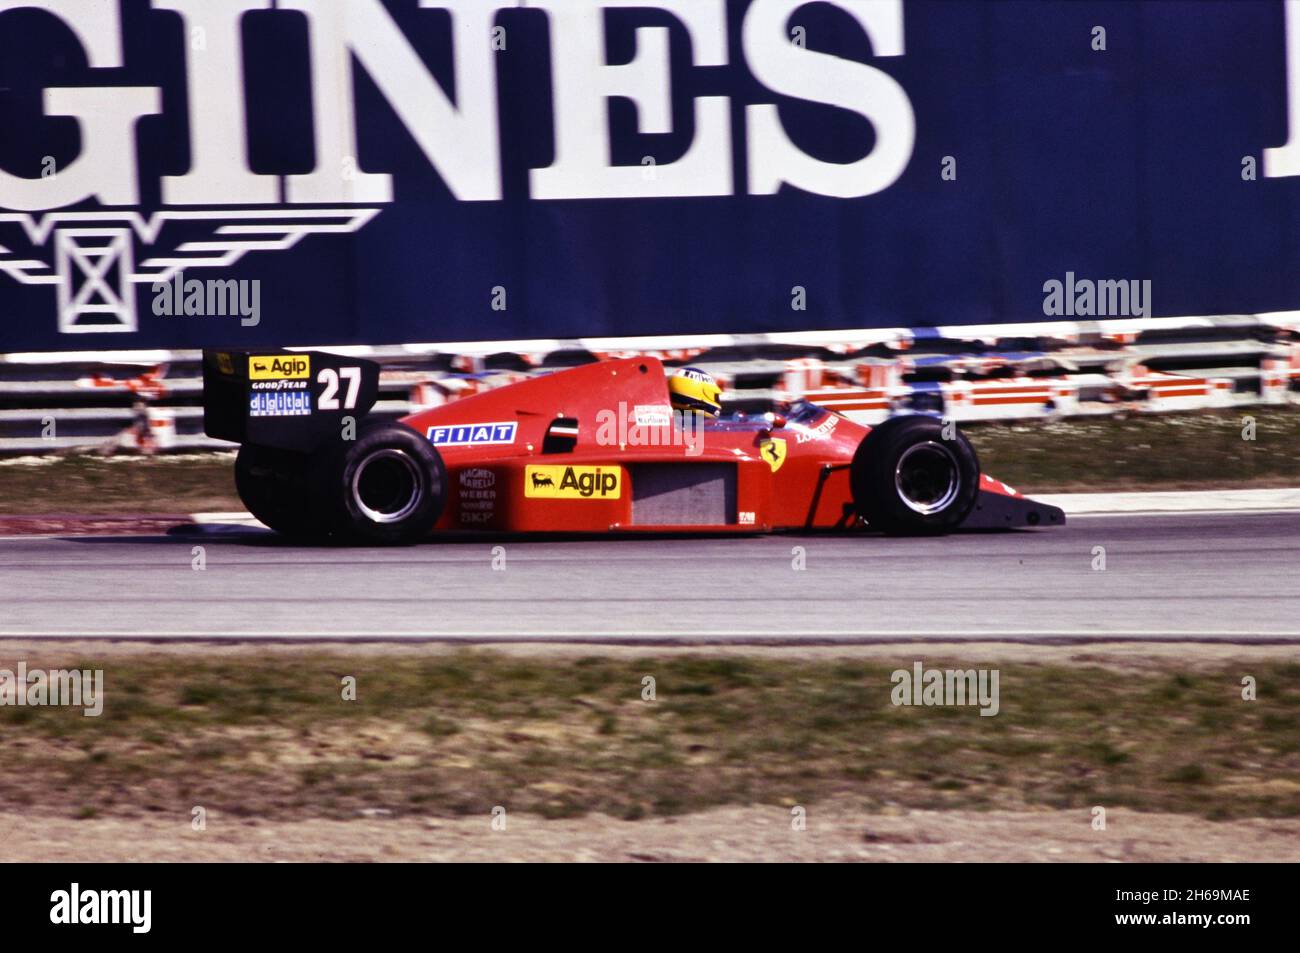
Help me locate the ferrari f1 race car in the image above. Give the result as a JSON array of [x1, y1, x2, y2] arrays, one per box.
[[203, 349, 1064, 545]]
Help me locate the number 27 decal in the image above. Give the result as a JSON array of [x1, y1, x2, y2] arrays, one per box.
[[318, 367, 362, 410]]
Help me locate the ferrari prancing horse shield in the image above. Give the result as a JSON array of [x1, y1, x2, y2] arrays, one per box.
[[759, 436, 786, 472]]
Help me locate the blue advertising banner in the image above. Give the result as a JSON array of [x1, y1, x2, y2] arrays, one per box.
[[0, 0, 1294, 351]]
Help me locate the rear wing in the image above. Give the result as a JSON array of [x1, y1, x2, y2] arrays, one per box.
[[202, 349, 380, 453]]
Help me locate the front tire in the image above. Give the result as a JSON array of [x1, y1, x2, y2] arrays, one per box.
[[850, 415, 980, 535], [314, 420, 446, 545]]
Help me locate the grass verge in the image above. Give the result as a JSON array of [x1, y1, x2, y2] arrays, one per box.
[[0, 452, 238, 515], [966, 408, 1300, 492], [1, 650, 1296, 822]]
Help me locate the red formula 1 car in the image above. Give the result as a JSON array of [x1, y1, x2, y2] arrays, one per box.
[[202, 350, 1064, 544]]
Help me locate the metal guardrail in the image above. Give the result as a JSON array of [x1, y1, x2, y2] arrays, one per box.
[[1, 314, 1297, 454]]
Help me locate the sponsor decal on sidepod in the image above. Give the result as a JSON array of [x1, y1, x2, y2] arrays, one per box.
[[525, 466, 621, 500], [427, 422, 517, 447], [458, 468, 498, 524]]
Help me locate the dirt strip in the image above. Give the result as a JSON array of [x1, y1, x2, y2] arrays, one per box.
[[0, 515, 192, 537], [0, 639, 1294, 673], [2, 802, 1296, 862]]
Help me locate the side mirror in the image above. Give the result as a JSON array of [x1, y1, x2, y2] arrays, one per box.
[[765, 412, 788, 430]]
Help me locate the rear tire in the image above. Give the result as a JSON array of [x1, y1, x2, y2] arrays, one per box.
[[234, 444, 321, 539], [850, 415, 980, 535], [314, 420, 446, 545]]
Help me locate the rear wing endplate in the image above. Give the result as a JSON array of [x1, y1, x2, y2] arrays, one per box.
[[202, 349, 380, 453]]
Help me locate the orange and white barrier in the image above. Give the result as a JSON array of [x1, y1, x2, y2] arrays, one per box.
[[1129, 370, 1235, 411]]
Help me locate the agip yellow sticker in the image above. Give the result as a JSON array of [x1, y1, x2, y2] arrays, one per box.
[[248, 355, 311, 380], [525, 465, 622, 499]]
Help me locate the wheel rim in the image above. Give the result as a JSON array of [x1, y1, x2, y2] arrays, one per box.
[[351, 449, 424, 524], [894, 441, 961, 515]]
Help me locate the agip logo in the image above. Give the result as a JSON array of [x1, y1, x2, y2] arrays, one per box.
[[248, 355, 310, 381], [525, 465, 622, 500]]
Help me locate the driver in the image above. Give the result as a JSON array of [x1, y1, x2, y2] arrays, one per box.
[[667, 366, 722, 418]]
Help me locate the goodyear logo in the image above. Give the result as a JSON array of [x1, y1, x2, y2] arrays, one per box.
[[249, 355, 311, 380], [525, 465, 621, 500]]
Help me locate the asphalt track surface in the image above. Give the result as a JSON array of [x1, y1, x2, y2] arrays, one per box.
[[1, 511, 1299, 642]]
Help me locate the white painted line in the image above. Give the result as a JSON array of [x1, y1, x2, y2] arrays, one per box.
[[189, 511, 261, 526], [1064, 507, 1300, 519], [1036, 488, 1300, 515], [2, 630, 1298, 640]]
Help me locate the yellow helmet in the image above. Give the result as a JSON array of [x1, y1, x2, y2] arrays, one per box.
[[668, 366, 722, 417]]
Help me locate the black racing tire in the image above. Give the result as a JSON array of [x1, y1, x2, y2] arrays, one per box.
[[234, 444, 323, 539], [313, 420, 446, 545], [850, 415, 980, 535]]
